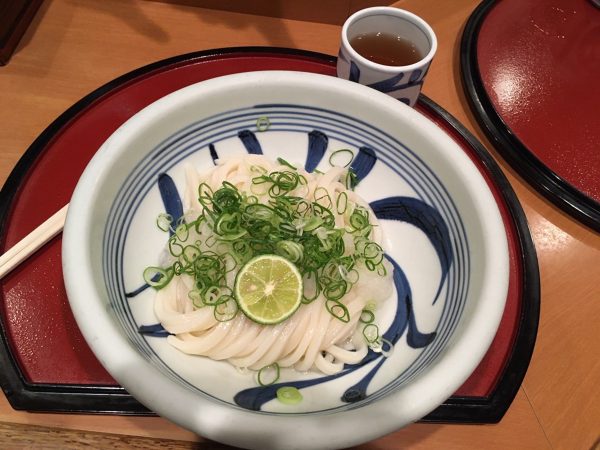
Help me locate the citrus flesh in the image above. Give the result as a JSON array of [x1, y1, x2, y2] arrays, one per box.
[[234, 254, 303, 325]]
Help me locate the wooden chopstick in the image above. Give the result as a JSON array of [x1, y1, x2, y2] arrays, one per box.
[[0, 204, 69, 279]]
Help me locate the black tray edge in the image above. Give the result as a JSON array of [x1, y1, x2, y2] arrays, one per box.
[[0, 47, 540, 423]]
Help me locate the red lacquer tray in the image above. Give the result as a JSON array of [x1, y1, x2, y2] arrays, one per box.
[[461, 0, 600, 232], [0, 47, 539, 423]]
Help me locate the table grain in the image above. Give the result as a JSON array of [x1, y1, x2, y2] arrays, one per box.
[[0, 1, 598, 449]]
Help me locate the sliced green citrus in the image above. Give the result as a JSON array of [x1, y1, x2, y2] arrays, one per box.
[[234, 254, 303, 325]]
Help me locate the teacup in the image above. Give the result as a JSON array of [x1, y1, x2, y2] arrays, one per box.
[[337, 7, 437, 107]]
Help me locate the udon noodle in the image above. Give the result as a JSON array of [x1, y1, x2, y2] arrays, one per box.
[[152, 154, 393, 375]]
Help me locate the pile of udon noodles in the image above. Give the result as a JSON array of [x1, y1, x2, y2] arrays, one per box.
[[154, 154, 393, 375]]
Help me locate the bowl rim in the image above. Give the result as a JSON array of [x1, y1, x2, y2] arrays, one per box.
[[62, 70, 509, 450]]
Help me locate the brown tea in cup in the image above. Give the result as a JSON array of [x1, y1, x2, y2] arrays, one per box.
[[350, 32, 423, 66]]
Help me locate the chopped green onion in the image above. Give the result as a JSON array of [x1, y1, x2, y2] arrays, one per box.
[[350, 207, 371, 231], [182, 245, 200, 264], [302, 216, 323, 232], [198, 183, 214, 207], [156, 213, 173, 232], [250, 165, 267, 174], [362, 323, 380, 343], [364, 300, 377, 311], [368, 336, 393, 355], [359, 309, 375, 324], [277, 157, 297, 170], [171, 260, 187, 275], [144, 161, 388, 324], [336, 192, 348, 215], [314, 187, 332, 209], [302, 271, 321, 304], [323, 280, 347, 301], [276, 386, 303, 405], [326, 299, 350, 323], [202, 285, 221, 305], [214, 295, 238, 322], [344, 268, 359, 284], [329, 149, 354, 168], [168, 235, 184, 257], [275, 240, 304, 263], [363, 241, 383, 260], [257, 363, 280, 386], [143, 267, 174, 290], [268, 171, 300, 197], [345, 169, 358, 190], [204, 234, 217, 248], [256, 116, 271, 132]]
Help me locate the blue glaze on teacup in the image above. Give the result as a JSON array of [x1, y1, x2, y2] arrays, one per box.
[[337, 46, 431, 106]]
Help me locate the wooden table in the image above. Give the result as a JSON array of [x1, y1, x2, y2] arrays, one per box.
[[0, 1, 598, 448]]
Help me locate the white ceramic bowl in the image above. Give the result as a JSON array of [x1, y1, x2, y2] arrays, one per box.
[[63, 71, 509, 450]]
